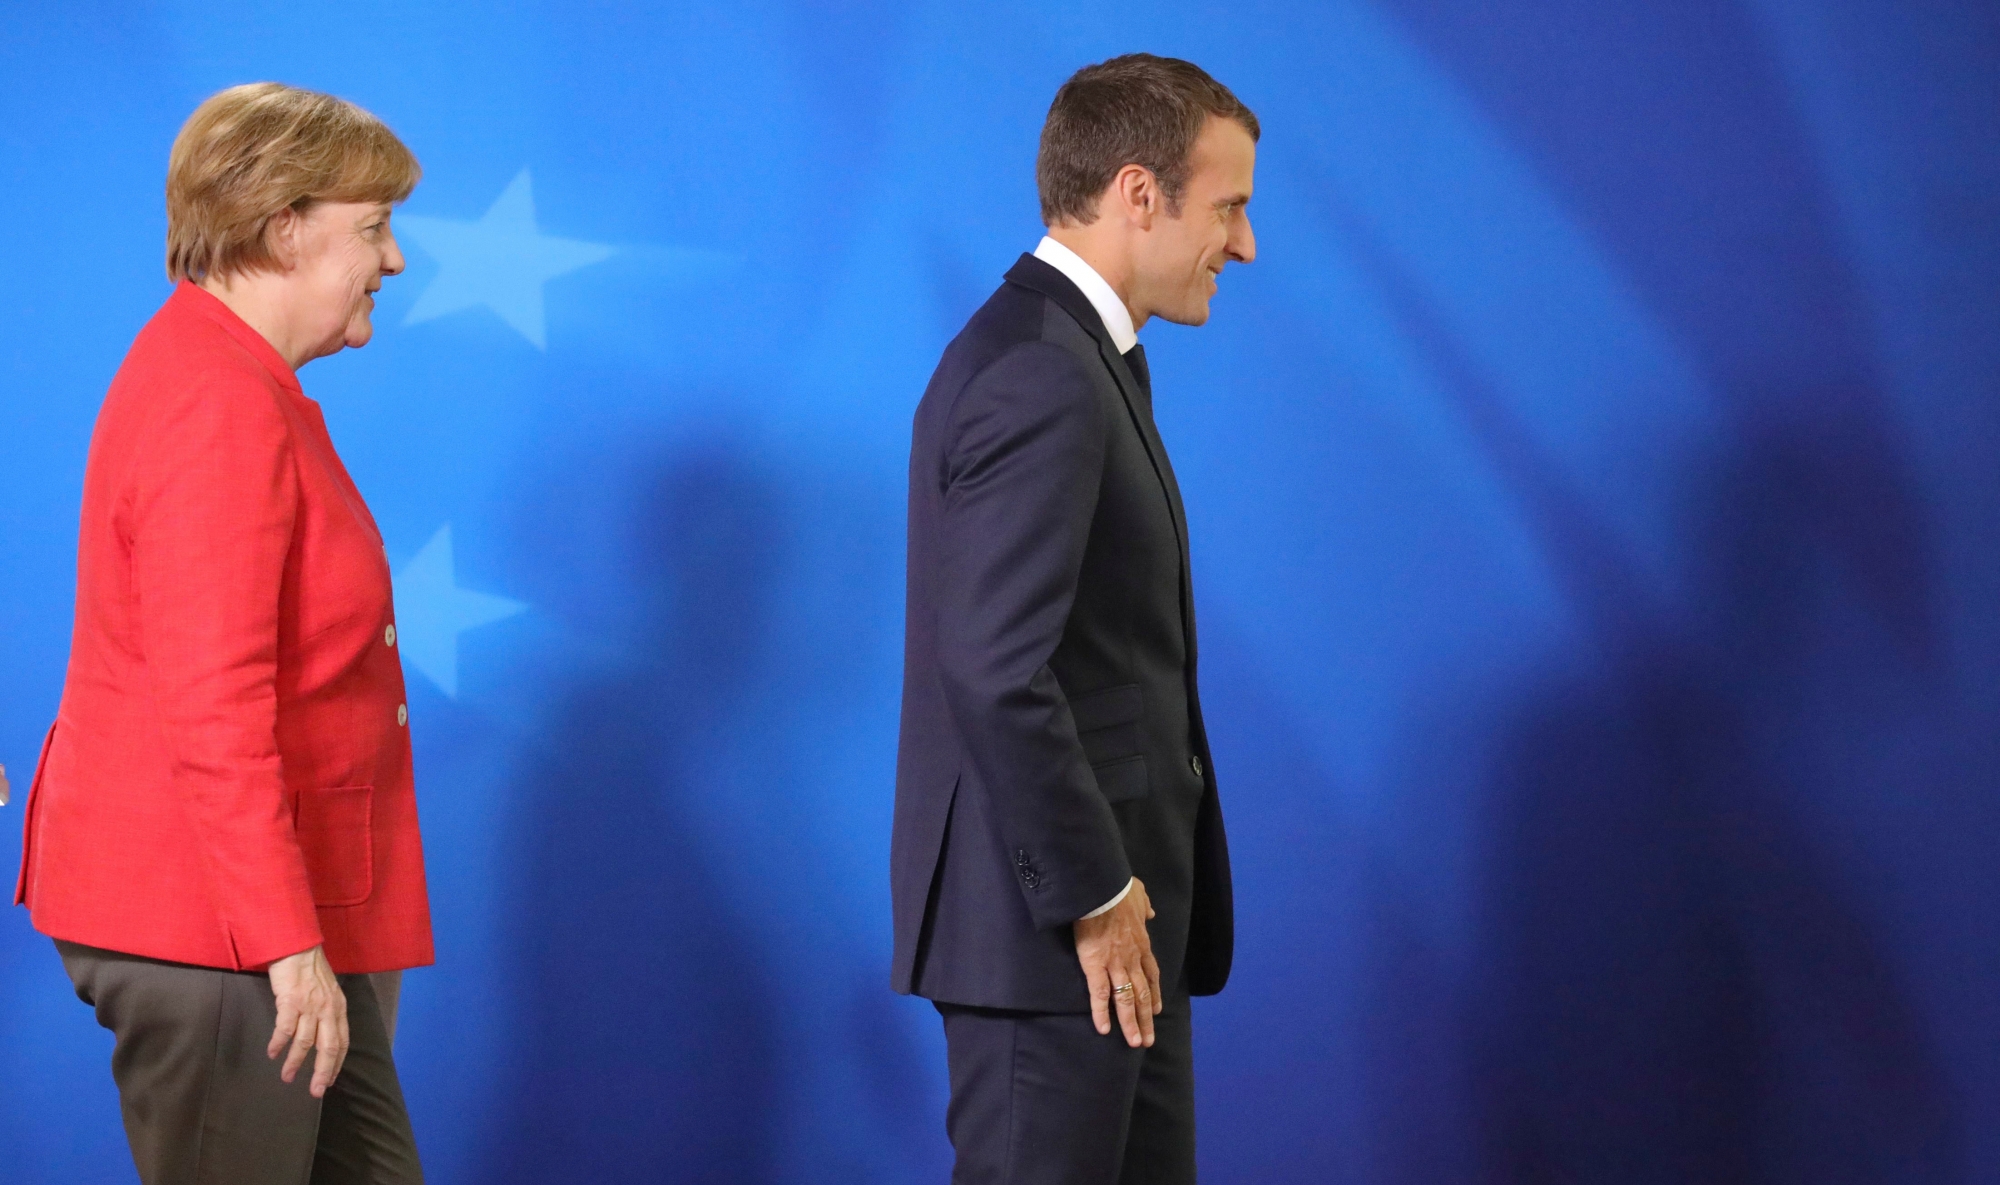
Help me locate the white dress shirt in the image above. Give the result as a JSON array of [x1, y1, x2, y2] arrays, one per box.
[[1033, 236, 1139, 353], [1033, 235, 1139, 922]]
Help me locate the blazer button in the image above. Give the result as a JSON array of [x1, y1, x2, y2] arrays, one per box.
[[1189, 754, 1204, 778], [385, 623, 397, 648], [396, 703, 408, 727]]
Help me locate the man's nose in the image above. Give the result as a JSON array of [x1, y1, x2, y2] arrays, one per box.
[[1230, 215, 1256, 265]]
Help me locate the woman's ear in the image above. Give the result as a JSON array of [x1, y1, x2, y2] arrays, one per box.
[[263, 206, 304, 271]]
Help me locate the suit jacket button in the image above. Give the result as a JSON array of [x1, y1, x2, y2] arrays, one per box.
[[397, 703, 408, 727], [385, 623, 397, 648], [1189, 754, 1204, 777]]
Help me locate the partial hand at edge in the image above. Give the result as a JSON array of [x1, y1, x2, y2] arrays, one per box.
[[1074, 878, 1163, 1048], [267, 944, 348, 1098]]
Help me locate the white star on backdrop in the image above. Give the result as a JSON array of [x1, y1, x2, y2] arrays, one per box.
[[397, 169, 615, 348], [394, 525, 527, 697]]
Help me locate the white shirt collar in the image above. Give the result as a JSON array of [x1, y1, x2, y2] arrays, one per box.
[[1033, 236, 1139, 353]]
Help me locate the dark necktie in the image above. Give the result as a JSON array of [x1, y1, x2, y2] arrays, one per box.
[[1121, 342, 1153, 412]]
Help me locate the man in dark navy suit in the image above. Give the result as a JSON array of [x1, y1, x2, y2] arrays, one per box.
[[892, 54, 1259, 1184]]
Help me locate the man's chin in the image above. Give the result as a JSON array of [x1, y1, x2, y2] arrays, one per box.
[[1158, 301, 1212, 328]]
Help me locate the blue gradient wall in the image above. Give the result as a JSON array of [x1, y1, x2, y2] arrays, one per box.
[[2, 2, 1995, 1181]]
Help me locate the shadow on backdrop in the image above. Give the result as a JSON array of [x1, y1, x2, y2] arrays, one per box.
[[479, 438, 783, 1184], [1345, 5, 1964, 1176], [1464, 392, 1958, 1181], [1353, 210, 1960, 1179]]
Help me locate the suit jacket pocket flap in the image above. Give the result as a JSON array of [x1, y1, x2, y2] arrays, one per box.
[[1069, 683, 1143, 734], [1091, 755, 1149, 804], [295, 785, 374, 908]]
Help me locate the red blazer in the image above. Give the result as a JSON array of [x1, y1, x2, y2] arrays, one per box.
[[15, 282, 433, 974]]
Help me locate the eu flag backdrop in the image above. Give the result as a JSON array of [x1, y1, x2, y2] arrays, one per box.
[[2, 2, 1996, 1181]]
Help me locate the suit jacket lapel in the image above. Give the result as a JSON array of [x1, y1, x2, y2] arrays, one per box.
[[1005, 256, 1180, 528], [1005, 255, 1197, 654], [1099, 339, 1198, 664], [1097, 338, 1191, 557]]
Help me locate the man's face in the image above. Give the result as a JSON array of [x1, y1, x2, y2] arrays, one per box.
[[1135, 116, 1257, 327]]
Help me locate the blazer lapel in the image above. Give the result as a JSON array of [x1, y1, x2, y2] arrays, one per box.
[[270, 396, 393, 588], [1107, 344, 1192, 564], [1098, 338, 1189, 545], [1097, 339, 1197, 656], [1005, 253, 1198, 648], [1005, 257, 1184, 539], [184, 281, 390, 563]]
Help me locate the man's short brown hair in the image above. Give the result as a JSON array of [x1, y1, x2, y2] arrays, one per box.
[[1037, 54, 1259, 227], [165, 83, 421, 282]]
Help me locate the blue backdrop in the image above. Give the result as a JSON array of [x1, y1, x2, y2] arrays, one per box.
[[3, 2, 1997, 1181]]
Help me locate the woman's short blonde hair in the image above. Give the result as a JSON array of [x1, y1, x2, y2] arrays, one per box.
[[165, 83, 421, 282]]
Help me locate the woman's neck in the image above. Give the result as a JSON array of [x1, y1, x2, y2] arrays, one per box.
[[200, 273, 308, 370]]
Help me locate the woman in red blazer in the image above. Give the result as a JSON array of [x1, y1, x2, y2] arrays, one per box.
[[15, 83, 432, 1184]]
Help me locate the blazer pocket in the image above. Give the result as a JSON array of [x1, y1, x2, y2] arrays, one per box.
[[1091, 755, 1150, 805], [295, 786, 374, 907], [1072, 683, 1146, 769], [1069, 683, 1143, 734]]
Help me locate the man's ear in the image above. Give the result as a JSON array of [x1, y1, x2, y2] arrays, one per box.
[[1112, 164, 1159, 231]]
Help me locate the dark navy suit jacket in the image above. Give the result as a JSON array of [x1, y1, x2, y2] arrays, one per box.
[[892, 253, 1233, 1012]]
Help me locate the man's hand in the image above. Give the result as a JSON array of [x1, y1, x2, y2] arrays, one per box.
[[1074, 878, 1163, 1048], [267, 945, 347, 1098]]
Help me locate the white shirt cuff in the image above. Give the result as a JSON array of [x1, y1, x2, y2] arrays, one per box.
[[1080, 877, 1136, 921]]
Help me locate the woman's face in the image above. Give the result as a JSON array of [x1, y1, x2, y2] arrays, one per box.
[[287, 200, 405, 363]]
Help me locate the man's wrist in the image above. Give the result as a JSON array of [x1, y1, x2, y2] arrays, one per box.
[[1079, 877, 1136, 921]]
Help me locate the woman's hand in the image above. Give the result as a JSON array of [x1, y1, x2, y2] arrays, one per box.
[[266, 945, 348, 1097]]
